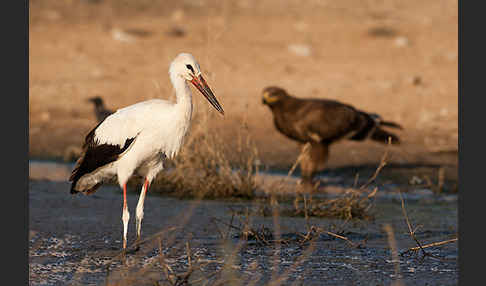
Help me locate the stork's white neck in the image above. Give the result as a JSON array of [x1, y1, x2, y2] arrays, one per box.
[[170, 72, 193, 123]]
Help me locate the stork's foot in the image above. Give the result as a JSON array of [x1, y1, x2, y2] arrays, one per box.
[[119, 236, 143, 254]]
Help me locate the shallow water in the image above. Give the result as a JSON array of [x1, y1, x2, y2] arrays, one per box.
[[29, 160, 458, 285], [29, 160, 458, 204]]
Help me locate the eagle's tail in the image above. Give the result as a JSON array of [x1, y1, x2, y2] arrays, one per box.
[[350, 111, 402, 145], [370, 126, 401, 145], [379, 120, 403, 130]]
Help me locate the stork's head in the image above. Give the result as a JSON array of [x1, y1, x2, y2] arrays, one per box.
[[262, 86, 288, 107], [170, 53, 224, 115]]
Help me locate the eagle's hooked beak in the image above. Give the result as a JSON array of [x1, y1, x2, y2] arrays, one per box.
[[262, 91, 279, 105], [191, 74, 224, 115]]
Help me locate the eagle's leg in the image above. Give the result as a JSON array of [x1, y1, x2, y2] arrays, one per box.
[[299, 143, 329, 192]]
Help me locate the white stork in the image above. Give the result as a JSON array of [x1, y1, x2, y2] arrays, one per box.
[[69, 53, 224, 252]]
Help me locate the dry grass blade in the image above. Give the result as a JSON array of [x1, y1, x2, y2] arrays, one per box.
[[437, 166, 445, 194], [270, 195, 282, 282], [186, 242, 192, 268], [215, 234, 249, 284], [359, 136, 391, 191], [157, 237, 176, 285], [238, 214, 274, 246], [262, 142, 311, 197], [383, 224, 405, 286], [399, 191, 428, 257], [288, 142, 311, 177], [398, 191, 454, 261], [400, 238, 458, 255], [211, 216, 242, 235], [353, 173, 360, 188], [268, 240, 317, 286], [168, 241, 196, 286], [322, 229, 356, 247]]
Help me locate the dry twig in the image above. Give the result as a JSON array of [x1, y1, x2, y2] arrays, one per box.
[[359, 137, 392, 191], [400, 238, 458, 257], [383, 223, 403, 283], [398, 191, 457, 261]]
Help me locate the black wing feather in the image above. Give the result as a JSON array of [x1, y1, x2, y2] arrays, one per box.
[[69, 122, 136, 194]]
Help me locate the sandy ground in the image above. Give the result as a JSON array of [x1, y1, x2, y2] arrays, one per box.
[[29, 0, 458, 181]]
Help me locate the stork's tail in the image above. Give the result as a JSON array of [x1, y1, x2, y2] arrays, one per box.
[[69, 153, 104, 195], [70, 181, 103, 195]]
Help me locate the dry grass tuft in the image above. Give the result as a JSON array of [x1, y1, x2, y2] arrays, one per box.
[[211, 206, 361, 250], [256, 138, 393, 221], [151, 107, 260, 200], [261, 138, 392, 221], [292, 188, 378, 220]]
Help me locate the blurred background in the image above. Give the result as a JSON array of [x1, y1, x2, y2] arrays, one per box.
[[29, 0, 458, 187]]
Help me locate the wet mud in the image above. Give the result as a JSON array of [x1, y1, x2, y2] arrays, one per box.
[[29, 161, 457, 286]]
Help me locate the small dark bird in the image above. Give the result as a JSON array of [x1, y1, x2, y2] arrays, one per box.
[[87, 96, 113, 122], [261, 86, 402, 190]]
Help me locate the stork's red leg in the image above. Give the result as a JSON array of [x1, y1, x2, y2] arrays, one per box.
[[135, 178, 150, 246], [144, 178, 150, 193], [122, 183, 130, 251]]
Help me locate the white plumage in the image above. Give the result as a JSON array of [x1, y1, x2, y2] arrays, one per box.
[[70, 53, 224, 252]]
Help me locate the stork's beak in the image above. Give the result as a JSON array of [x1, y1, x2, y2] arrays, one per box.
[[191, 74, 224, 115]]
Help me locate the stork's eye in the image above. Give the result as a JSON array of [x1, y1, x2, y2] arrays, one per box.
[[186, 64, 194, 72]]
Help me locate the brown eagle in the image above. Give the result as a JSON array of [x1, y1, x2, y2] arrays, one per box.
[[261, 86, 402, 189]]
